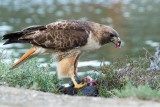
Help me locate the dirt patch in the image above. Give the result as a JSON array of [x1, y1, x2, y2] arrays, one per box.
[[0, 86, 159, 107]]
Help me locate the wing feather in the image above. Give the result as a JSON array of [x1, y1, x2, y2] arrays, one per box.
[[20, 20, 90, 51]]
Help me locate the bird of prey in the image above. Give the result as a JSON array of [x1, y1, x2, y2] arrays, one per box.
[[2, 20, 121, 88]]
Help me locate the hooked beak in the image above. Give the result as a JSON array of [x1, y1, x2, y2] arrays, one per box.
[[111, 37, 121, 48]]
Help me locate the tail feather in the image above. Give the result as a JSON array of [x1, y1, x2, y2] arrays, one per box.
[[3, 32, 23, 45], [2, 25, 46, 45], [22, 25, 46, 32], [2, 25, 47, 70], [9, 47, 37, 70], [2, 32, 23, 40]]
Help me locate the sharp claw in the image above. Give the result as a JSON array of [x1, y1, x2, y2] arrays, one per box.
[[74, 82, 87, 89]]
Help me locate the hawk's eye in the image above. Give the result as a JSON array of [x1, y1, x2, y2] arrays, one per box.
[[110, 34, 114, 37]]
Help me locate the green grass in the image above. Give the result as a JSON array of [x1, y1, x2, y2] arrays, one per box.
[[0, 51, 61, 93], [0, 50, 160, 100], [114, 83, 160, 100], [90, 55, 160, 100]]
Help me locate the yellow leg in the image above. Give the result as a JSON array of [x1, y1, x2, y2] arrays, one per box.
[[74, 54, 81, 77], [74, 69, 78, 77], [58, 53, 87, 89]]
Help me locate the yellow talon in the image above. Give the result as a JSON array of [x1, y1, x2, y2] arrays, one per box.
[[70, 76, 87, 89], [74, 82, 87, 89]]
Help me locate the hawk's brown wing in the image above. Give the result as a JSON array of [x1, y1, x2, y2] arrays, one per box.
[[19, 21, 90, 51]]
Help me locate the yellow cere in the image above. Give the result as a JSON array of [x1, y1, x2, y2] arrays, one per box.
[[117, 37, 120, 41]]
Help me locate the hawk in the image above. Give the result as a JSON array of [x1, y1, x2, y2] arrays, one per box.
[[2, 20, 121, 88]]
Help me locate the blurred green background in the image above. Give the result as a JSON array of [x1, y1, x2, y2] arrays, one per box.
[[0, 0, 159, 72]]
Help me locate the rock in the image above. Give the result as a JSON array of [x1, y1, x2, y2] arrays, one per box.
[[0, 86, 160, 107], [149, 44, 160, 71], [149, 56, 158, 71]]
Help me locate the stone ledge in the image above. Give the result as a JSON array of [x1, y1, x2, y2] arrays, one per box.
[[0, 86, 159, 107]]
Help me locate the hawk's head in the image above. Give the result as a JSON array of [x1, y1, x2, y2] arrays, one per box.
[[99, 25, 121, 48], [109, 30, 121, 48]]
